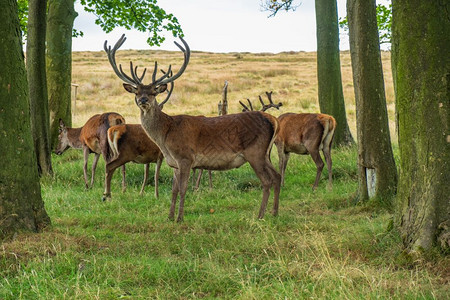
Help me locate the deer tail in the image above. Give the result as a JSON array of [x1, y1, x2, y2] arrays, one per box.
[[107, 128, 120, 160], [321, 116, 336, 151], [265, 114, 280, 160]]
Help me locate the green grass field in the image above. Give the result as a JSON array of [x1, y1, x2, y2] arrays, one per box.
[[1, 49, 448, 299], [1, 145, 448, 299]]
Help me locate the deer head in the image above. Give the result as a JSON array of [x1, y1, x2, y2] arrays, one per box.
[[104, 34, 189, 111], [55, 119, 70, 155]]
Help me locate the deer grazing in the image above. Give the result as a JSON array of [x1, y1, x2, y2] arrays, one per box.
[[104, 34, 281, 222], [104, 124, 164, 200], [55, 112, 126, 189], [241, 92, 336, 190]]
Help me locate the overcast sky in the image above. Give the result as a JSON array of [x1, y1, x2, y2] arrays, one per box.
[[72, 0, 389, 53]]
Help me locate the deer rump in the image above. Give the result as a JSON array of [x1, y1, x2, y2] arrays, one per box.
[[159, 111, 277, 171], [277, 113, 334, 154]]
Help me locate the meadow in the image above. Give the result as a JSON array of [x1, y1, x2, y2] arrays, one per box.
[[1, 49, 448, 299]]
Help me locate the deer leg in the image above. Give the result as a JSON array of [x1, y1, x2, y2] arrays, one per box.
[[169, 169, 180, 221], [279, 152, 290, 187], [103, 159, 122, 201], [310, 150, 325, 191], [322, 147, 333, 190], [140, 163, 149, 195], [276, 144, 287, 186], [208, 170, 213, 190], [121, 164, 126, 193], [176, 163, 191, 223], [154, 156, 163, 199], [82, 146, 89, 189], [265, 161, 281, 216], [247, 158, 273, 219], [191, 169, 197, 189], [90, 153, 100, 188], [194, 169, 203, 190]]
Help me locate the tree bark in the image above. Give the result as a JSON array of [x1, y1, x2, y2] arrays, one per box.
[[392, 0, 450, 252], [27, 0, 53, 176], [0, 0, 51, 240], [347, 0, 397, 203], [46, 0, 77, 148], [315, 0, 354, 146]]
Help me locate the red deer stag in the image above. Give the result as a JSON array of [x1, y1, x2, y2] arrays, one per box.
[[104, 34, 281, 222], [55, 113, 126, 189], [104, 124, 164, 200], [241, 92, 336, 190]]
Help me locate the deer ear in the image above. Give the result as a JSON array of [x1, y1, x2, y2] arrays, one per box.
[[156, 84, 167, 94], [123, 83, 137, 94]]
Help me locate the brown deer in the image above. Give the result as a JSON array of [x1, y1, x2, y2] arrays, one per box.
[[103, 124, 164, 200], [55, 112, 125, 189], [104, 34, 281, 222], [241, 92, 336, 190], [276, 112, 336, 190]]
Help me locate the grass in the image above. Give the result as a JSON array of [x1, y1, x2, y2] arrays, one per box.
[[2, 49, 448, 298], [1, 146, 448, 299]]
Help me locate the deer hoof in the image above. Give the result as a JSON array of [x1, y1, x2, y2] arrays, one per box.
[[102, 193, 111, 201]]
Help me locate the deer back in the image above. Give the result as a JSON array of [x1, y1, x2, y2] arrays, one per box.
[[150, 111, 278, 170]]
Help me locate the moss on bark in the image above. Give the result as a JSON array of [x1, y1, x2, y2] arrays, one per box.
[[0, 0, 50, 240], [46, 0, 77, 148], [347, 0, 397, 203], [392, 0, 450, 252]]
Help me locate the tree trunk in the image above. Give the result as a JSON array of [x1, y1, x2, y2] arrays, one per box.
[[315, 0, 354, 146], [347, 0, 397, 203], [392, 0, 450, 252], [27, 0, 53, 176], [0, 0, 51, 240], [46, 0, 77, 148]]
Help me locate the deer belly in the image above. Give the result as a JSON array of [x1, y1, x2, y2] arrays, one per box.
[[287, 144, 309, 155], [193, 153, 246, 170]]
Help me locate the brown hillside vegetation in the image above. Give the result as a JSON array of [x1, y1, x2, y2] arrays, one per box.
[[71, 49, 396, 142]]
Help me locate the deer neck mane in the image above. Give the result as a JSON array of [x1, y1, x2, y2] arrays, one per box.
[[139, 103, 172, 147], [70, 127, 84, 149]]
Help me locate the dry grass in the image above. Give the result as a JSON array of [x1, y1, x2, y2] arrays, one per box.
[[71, 50, 396, 142]]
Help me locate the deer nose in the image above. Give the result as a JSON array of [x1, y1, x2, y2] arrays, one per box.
[[138, 97, 149, 105]]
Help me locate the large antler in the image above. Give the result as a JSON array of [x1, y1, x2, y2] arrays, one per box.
[[104, 34, 190, 89], [240, 91, 283, 112], [151, 37, 190, 87], [104, 34, 146, 86]]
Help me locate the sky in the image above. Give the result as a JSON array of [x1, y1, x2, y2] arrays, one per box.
[[72, 0, 388, 53]]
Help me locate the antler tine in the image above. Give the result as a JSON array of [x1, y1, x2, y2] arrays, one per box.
[[265, 91, 274, 103], [138, 65, 147, 82], [119, 63, 138, 85], [158, 69, 174, 108], [153, 65, 172, 84], [152, 61, 158, 83], [130, 61, 147, 84], [247, 99, 254, 111], [258, 95, 265, 106], [239, 100, 250, 112], [104, 34, 141, 86], [156, 37, 190, 86]]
